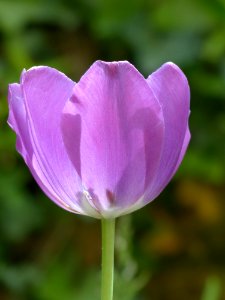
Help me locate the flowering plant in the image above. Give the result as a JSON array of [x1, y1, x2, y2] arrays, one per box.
[[8, 60, 190, 300]]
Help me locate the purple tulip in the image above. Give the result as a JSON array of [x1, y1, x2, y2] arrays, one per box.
[[8, 61, 190, 219]]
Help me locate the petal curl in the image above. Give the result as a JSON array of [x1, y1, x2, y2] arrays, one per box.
[[145, 62, 190, 201], [8, 83, 80, 213], [172, 126, 190, 175], [61, 61, 164, 216], [20, 67, 100, 217], [8, 83, 31, 161]]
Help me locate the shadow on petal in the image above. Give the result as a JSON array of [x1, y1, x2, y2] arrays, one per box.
[[61, 113, 82, 177], [113, 107, 164, 209]]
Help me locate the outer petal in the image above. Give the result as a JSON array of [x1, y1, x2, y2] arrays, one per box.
[[145, 62, 190, 201], [61, 61, 164, 217], [172, 126, 190, 176], [8, 83, 31, 161], [20, 67, 100, 217], [8, 83, 80, 213]]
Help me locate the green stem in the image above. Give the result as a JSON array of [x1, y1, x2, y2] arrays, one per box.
[[101, 218, 116, 300]]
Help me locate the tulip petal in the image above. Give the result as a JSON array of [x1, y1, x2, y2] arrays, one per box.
[[146, 62, 190, 201], [20, 67, 100, 217], [8, 83, 82, 213], [172, 126, 190, 175], [8, 83, 31, 161], [61, 61, 164, 216]]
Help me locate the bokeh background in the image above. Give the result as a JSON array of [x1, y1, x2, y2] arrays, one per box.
[[0, 0, 225, 299]]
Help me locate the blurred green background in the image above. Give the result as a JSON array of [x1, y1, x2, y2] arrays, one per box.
[[0, 0, 225, 299]]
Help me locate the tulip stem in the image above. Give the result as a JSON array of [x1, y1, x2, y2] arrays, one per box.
[[101, 218, 116, 300]]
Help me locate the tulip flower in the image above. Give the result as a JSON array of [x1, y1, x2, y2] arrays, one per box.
[[8, 60, 190, 300]]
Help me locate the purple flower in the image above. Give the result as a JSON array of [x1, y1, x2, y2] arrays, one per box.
[[8, 61, 190, 218]]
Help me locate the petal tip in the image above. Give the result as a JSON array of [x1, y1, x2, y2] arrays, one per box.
[[92, 60, 135, 73], [156, 62, 190, 102], [21, 66, 74, 85], [161, 61, 183, 74], [161, 62, 189, 83]]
